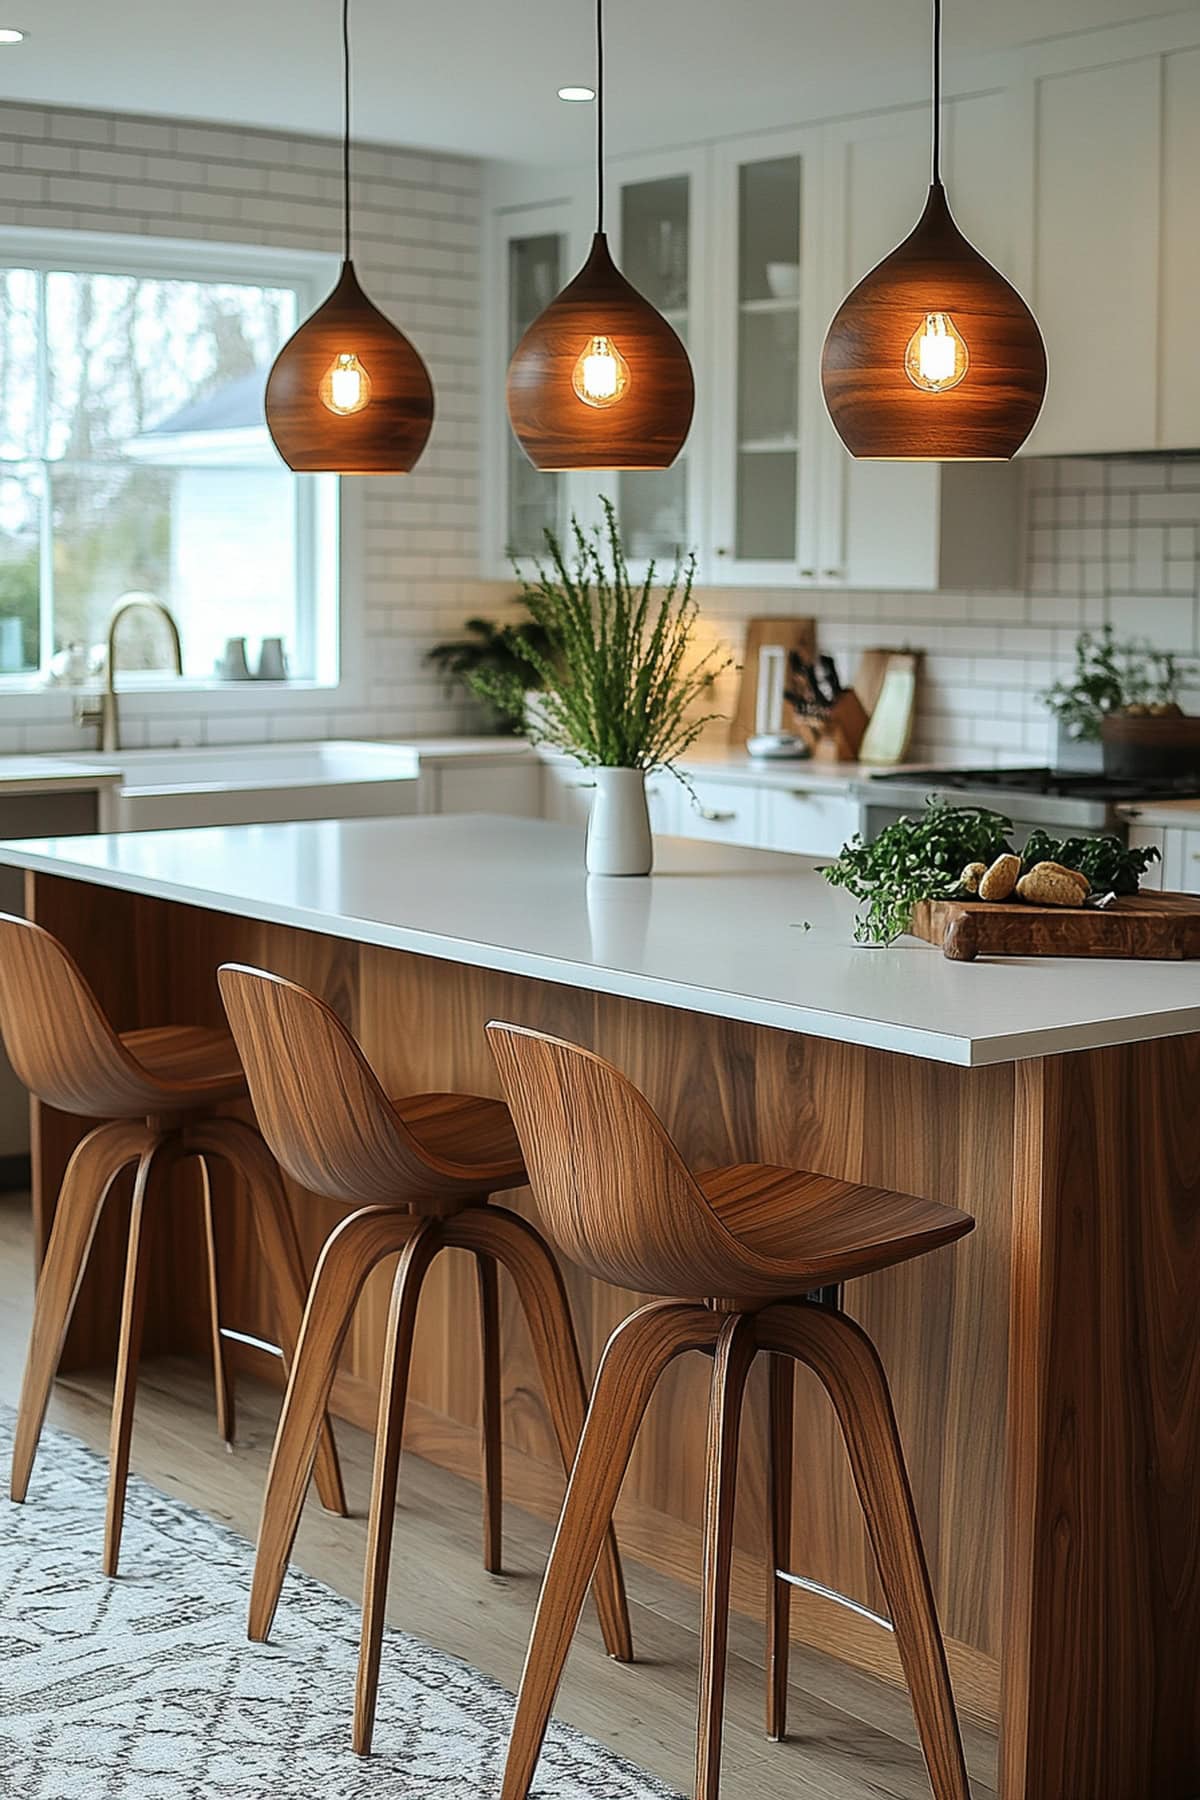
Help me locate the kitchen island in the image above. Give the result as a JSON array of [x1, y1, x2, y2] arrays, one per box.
[[0, 814, 1196, 1800]]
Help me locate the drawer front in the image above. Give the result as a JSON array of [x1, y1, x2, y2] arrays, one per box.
[[761, 787, 860, 857], [1182, 830, 1200, 894], [438, 762, 542, 816], [644, 771, 682, 836], [675, 777, 764, 848]]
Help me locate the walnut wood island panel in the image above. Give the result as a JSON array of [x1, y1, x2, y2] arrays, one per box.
[[2, 816, 1198, 1800]]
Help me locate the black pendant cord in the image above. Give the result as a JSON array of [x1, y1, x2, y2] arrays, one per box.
[[342, 0, 353, 262], [595, 0, 605, 233], [931, 0, 942, 186]]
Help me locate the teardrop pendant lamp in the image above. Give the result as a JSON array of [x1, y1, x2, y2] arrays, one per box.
[[265, 0, 434, 474], [506, 0, 695, 471], [820, 0, 1047, 461]]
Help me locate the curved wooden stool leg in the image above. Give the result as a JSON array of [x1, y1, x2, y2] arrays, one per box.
[[500, 1301, 719, 1800], [188, 1117, 347, 1518], [11, 1118, 155, 1504], [355, 1221, 443, 1756], [766, 1351, 795, 1741], [197, 1153, 235, 1446], [104, 1136, 180, 1577], [696, 1313, 758, 1800], [475, 1252, 503, 1576], [758, 1303, 970, 1800], [445, 1205, 633, 1664], [248, 1204, 419, 1643]]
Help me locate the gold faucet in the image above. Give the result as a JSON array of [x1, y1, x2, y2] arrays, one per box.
[[75, 593, 184, 753]]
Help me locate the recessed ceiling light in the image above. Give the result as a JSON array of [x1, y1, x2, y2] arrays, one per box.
[[557, 85, 595, 102], [0, 26, 26, 43]]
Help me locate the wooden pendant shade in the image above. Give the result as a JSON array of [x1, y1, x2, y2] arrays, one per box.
[[265, 261, 434, 474], [506, 233, 695, 472], [820, 183, 1047, 460]]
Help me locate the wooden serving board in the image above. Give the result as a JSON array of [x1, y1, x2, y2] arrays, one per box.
[[729, 616, 816, 746], [910, 890, 1200, 962]]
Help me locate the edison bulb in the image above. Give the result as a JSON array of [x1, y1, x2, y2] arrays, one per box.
[[904, 312, 969, 393], [319, 352, 372, 415], [571, 334, 630, 409]]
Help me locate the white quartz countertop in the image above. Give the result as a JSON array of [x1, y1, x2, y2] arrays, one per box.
[[2, 815, 1198, 1069], [1118, 798, 1200, 829], [0, 756, 123, 796]]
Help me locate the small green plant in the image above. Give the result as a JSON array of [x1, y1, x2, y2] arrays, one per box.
[[822, 802, 1015, 945], [1040, 626, 1195, 742], [426, 613, 552, 734], [470, 498, 733, 772]]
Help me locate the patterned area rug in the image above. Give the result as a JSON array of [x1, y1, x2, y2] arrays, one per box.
[[0, 1409, 679, 1800]]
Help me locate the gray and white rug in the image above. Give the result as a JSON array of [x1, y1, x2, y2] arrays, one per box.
[[0, 1409, 679, 1800]]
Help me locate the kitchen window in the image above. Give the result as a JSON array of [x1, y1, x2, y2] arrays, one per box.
[[0, 231, 340, 687]]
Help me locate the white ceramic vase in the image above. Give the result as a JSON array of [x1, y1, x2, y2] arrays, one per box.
[[585, 767, 653, 877]]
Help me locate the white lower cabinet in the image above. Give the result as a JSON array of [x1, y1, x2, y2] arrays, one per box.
[[759, 787, 862, 858], [673, 777, 765, 848], [1128, 823, 1200, 893], [424, 760, 543, 817]]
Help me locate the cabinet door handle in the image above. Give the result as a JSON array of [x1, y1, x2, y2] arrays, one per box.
[[823, 567, 844, 578], [715, 546, 729, 557], [699, 807, 736, 823], [799, 566, 815, 578]]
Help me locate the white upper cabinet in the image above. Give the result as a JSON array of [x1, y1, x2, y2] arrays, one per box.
[[592, 146, 710, 580], [1159, 46, 1200, 450], [1020, 17, 1200, 456], [482, 198, 575, 575], [1024, 55, 1161, 455], [709, 128, 825, 585]]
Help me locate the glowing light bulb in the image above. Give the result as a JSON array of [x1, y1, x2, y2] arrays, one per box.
[[904, 311, 969, 392], [319, 352, 372, 416], [571, 334, 630, 409]]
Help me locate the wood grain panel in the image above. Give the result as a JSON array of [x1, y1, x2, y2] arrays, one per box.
[[1003, 1038, 1200, 1800], [26, 877, 1009, 1680]]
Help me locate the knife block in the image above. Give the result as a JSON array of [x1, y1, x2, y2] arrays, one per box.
[[799, 690, 869, 762]]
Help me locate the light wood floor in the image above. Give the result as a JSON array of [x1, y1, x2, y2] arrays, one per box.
[[0, 1191, 997, 1799]]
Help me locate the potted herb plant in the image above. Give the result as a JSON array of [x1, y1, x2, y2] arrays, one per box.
[[1039, 626, 1194, 771], [470, 499, 732, 876], [426, 613, 551, 734]]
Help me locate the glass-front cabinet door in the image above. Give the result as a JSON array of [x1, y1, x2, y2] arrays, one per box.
[[484, 202, 572, 574], [710, 128, 825, 585], [593, 148, 708, 579]]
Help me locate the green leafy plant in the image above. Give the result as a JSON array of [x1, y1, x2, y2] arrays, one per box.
[[469, 498, 734, 771], [822, 802, 1015, 945], [1040, 626, 1196, 742], [426, 613, 552, 734], [1018, 830, 1159, 896]]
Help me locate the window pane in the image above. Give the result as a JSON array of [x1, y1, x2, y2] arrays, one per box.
[[50, 458, 300, 677], [0, 463, 42, 672], [45, 272, 295, 460], [0, 270, 40, 460]]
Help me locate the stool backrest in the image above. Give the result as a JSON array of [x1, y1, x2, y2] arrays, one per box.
[[487, 1021, 763, 1298], [0, 912, 162, 1117], [218, 963, 471, 1204]]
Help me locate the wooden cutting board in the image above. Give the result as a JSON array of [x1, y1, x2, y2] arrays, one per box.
[[910, 890, 1200, 962], [729, 616, 816, 746]]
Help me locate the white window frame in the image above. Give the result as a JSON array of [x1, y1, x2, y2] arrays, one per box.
[[0, 224, 360, 724]]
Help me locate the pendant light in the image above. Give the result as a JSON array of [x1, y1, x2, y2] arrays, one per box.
[[820, 0, 1047, 461], [265, 0, 434, 474], [506, 0, 694, 471]]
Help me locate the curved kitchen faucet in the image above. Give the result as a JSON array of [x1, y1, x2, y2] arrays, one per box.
[[74, 593, 184, 753]]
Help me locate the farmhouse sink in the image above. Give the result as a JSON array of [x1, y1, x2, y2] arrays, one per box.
[[88, 740, 422, 832]]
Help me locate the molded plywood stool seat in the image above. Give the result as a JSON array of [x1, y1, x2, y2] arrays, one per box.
[[487, 1022, 977, 1800], [0, 913, 346, 1578], [216, 964, 631, 1757]]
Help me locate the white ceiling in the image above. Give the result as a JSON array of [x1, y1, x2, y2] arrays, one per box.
[[0, 0, 1195, 165]]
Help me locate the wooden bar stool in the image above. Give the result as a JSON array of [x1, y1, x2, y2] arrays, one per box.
[[0, 914, 346, 1575], [216, 964, 632, 1756], [487, 1022, 976, 1800]]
